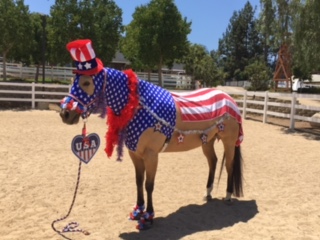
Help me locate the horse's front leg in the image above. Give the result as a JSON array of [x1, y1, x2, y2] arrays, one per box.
[[129, 151, 145, 220], [137, 148, 158, 230]]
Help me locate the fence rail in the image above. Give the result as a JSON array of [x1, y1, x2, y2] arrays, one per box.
[[224, 90, 320, 129], [1, 81, 320, 129], [0, 82, 70, 109], [0, 63, 192, 89]]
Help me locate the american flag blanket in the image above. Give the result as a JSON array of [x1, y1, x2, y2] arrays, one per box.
[[85, 69, 243, 152], [171, 88, 243, 145]]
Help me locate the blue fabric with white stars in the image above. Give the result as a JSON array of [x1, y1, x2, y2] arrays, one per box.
[[70, 68, 176, 152], [105, 68, 176, 151], [69, 70, 105, 112], [125, 76, 176, 151]]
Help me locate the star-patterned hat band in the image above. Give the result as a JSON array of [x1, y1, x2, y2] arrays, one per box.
[[66, 39, 104, 76]]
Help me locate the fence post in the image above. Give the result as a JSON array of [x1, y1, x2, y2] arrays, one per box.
[[31, 82, 35, 109], [19, 63, 23, 79], [51, 66, 54, 81], [263, 91, 268, 123], [243, 91, 247, 119], [289, 92, 297, 130]]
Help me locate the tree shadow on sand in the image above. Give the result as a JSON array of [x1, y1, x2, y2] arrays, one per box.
[[280, 127, 320, 141], [119, 198, 258, 240]]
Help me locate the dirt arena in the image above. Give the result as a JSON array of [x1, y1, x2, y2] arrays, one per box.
[[1, 110, 319, 240]]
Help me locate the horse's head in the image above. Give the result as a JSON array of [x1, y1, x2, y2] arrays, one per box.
[[60, 71, 106, 124], [60, 39, 106, 124]]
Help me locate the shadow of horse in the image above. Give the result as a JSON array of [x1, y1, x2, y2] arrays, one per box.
[[119, 199, 258, 240]]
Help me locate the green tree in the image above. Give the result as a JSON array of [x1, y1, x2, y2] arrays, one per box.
[[28, 13, 48, 82], [293, 0, 320, 80], [183, 44, 207, 81], [0, 0, 32, 80], [273, 0, 293, 45], [198, 54, 221, 87], [183, 44, 221, 87], [244, 59, 272, 91], [257, 0, 276, 64], [257, 0, 297, 70], [218, 1, 263, 81], [48, 0, 123, 66], [121, 0, 191, 86]]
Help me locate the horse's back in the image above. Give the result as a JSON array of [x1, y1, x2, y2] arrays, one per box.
[[133, 86, 242, 154]]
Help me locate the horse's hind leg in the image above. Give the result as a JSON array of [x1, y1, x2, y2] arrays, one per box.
[[129, 151, 145, 220], [223, 143, 236, 201], [219, 120, 243, 202], [222, 140, 243, 202], [202, 138, 218, 200]]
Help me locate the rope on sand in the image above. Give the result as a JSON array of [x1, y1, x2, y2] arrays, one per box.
[[51, 161, 90, 239]]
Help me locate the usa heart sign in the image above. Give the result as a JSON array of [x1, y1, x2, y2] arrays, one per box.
[[71, 133, 100, 164]]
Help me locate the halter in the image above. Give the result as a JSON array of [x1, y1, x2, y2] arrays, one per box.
[[61, 69, 107, 119]]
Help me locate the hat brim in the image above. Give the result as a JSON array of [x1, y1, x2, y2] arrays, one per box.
[[73, 58, 104, 75]]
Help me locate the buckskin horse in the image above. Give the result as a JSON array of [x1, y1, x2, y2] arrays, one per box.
[[59, 39, 244, 230]]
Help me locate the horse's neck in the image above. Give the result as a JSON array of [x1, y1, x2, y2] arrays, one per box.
[[105, 68, 130, 115]]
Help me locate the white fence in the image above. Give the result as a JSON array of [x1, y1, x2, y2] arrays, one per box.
[[0, 82, 70, 109], [0, 63, 192, 89], [1, 82, 320, 130], [225, 90, 320, 129], [1, 63, 73, 82]]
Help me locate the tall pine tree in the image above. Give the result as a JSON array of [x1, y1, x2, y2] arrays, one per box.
[[218, 2, 263, 81]]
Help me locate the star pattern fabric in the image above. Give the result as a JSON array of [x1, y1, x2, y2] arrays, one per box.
[[125, 76, 176, 151], [105, 68, 130, 116], [68, 68, 176, 152], [69, 70, 105, 112]]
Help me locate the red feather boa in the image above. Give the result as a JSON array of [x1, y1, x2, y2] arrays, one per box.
[[104, 69, 139, 158]]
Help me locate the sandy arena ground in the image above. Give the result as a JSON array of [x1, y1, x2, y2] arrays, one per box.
[[0, 110, 319, 240]]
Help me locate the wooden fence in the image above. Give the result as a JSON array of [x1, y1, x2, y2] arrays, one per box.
[[225, 90, 320, 129], [0, 82, 70, 109], [0, 62, 192, 89], [0, 81, 320, 129]]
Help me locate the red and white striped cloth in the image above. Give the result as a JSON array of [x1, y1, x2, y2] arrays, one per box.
[[171, 88, 243, 145]]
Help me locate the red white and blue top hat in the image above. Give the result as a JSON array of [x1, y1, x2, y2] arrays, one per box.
[[66, 39, 104, 75]]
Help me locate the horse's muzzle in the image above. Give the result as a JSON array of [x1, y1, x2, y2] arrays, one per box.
[[60, 109, 81, 125]]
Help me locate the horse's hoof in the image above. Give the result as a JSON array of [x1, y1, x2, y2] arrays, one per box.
[[129, 212, 142, 221], [223, 198, 233, 205], [203, 195, 212, 201], [136, 212, 154, 230], [129, 205, 145, 221], [136, 219, 153, 230]]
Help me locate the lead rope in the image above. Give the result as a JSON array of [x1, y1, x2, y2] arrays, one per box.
[[51, 121, 90, 239]]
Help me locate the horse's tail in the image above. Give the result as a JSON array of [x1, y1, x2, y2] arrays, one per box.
[[218, 145, 243, 197], [233, 146, 243, 197]]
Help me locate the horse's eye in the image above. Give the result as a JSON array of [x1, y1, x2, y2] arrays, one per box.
[[83, 81, 90, 87]]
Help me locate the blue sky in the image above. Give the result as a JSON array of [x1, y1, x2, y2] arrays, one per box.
[[24, 0, 261, 51]]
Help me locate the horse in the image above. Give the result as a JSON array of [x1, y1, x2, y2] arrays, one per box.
[[60, 35, 243, 230], [59, 67, 244, 230]]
